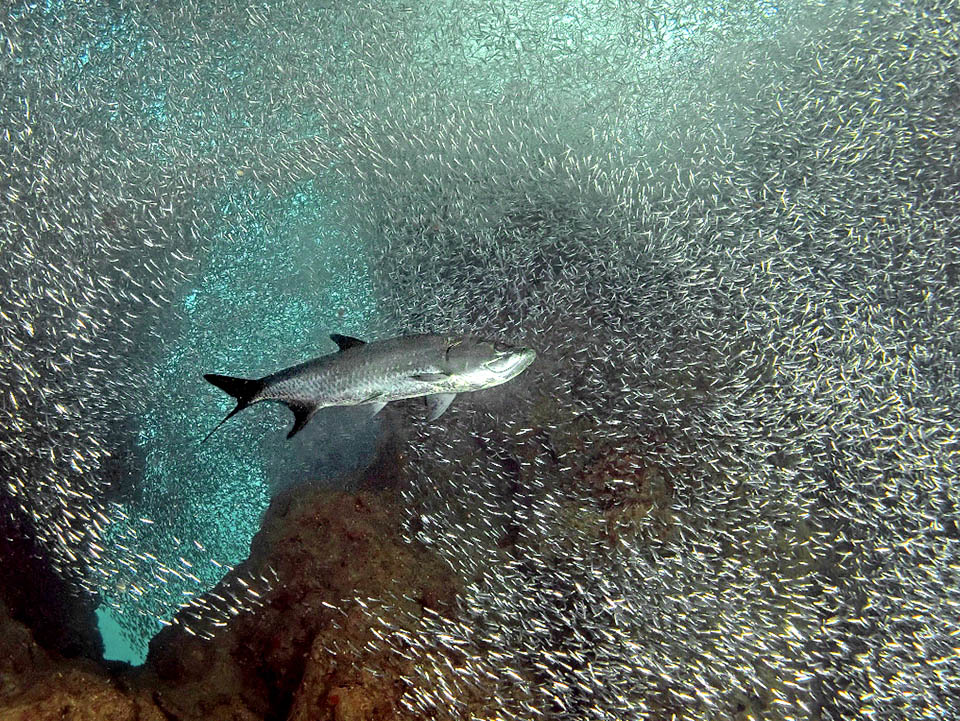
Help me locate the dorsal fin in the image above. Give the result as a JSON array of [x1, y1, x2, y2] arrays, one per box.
[[330, 333, 366, 351]]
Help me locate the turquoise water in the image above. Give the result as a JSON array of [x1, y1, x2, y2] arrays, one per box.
[[96, 604, 145, 664], [95, 180, 380, 657]]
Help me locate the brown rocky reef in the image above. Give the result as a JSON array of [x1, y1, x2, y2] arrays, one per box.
[[0, 434, 460, 721]]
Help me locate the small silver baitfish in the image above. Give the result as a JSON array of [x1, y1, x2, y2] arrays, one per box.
[[202, 333, 536, 441]]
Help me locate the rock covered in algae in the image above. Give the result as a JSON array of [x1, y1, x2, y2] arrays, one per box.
[[0, 427, 469, 721], [132, 433, 462, 721], [0, 598, 164, 721]]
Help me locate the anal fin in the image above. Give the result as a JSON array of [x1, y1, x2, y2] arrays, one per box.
[[286, 402, 319, 439]]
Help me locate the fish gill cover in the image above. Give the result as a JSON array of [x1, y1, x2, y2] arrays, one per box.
[[0, 0, 958, 718]]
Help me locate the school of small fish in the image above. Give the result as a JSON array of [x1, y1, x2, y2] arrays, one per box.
[[0, 0, 958, 718]]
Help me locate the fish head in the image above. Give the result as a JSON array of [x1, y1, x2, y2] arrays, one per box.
[[445, 336, 536, 388]]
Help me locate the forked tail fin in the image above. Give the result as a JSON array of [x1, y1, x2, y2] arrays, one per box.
[[202, 374, 264, 443]]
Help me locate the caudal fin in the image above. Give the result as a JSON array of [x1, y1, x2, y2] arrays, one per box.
[[202, 374, 264, 443]]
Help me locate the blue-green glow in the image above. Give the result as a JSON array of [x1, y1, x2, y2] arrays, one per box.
[[97, 179, 379, 661], [96, 604, 148, 665]]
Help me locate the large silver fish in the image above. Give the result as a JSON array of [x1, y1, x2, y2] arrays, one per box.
[[202, 333, 536, 441]]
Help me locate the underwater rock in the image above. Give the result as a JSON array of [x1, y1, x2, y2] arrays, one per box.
[[134, 433, 460, 721], [580, 442, 676, 545], [0, 500, 103, 662], [0, 599, 164, 721]]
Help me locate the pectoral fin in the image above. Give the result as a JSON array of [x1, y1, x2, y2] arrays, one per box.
[[363, 401, 388, 417], [413, 372, 450, 382], [426, 393, 456, 421]]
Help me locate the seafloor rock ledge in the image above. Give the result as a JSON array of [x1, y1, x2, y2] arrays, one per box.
[[0, 429, 461, 721]]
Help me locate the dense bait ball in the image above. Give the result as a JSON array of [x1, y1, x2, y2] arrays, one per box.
[[0, 0, 957, 718]]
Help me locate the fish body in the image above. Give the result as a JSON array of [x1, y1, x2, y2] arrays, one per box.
[[203, 333, 536, 440]]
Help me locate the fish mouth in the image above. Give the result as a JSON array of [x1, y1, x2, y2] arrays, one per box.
[[487, 348, 536, 378], [516, 347, 536, 369]]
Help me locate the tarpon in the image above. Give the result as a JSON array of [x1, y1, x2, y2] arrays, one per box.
[[202, 333, 536, 441]]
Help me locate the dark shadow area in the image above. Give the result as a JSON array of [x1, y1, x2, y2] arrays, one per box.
[[0, 494, 103, 662]]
